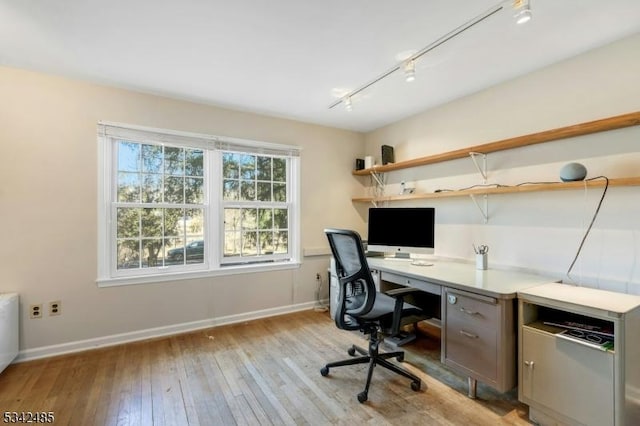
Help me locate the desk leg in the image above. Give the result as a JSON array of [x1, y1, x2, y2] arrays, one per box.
[[467, 377, 477, 399]]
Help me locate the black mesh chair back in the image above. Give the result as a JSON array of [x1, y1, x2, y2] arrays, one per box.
[[325, 229, 376, 330]]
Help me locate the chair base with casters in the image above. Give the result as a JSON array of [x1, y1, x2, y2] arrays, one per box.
[[320, 323, 421, 403]]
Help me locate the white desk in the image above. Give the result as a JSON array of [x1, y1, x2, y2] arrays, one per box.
[[367, 257, 555, 397]]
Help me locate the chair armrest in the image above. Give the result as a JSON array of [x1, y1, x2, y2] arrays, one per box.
[[384, 287, 423, 336]]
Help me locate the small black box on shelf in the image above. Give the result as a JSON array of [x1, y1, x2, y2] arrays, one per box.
[[381, 145, 394, 165], [355, 158, 365, 170]]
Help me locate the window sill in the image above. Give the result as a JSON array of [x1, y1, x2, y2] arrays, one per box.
[[96, 261, 301, 287]]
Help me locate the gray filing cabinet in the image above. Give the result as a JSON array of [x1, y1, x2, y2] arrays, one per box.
[[518, 283, 640, 426]]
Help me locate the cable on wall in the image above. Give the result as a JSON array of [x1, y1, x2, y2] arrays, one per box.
[[565, 176, 609, 282]]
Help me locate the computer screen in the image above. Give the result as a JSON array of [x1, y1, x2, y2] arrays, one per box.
[[367, 207, 435, 257]]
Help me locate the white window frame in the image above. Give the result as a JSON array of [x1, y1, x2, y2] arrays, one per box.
[[97, 122, 301, 287]]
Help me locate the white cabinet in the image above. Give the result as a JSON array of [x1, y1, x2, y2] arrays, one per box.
[[0, 293, 19, 373], [518, 283, 640, 426]]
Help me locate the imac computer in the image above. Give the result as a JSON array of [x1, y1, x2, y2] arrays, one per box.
[[367, 207, 435, 262]]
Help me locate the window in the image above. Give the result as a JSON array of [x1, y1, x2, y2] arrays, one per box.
[[221, 153, 290, 263], [97, 123, 300, 286]]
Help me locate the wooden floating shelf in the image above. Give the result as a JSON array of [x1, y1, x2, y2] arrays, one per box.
[[352, 111, 640, 176], [352, 177, 640, 203]]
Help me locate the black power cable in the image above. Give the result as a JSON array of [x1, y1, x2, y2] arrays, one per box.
[[566, 176, 609, 281]]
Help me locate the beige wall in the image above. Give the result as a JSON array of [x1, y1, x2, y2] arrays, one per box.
[[0, 67, 365, 353], [363, 33, 640, 292]]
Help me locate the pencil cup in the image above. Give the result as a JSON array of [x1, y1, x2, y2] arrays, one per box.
[[476, 253, 487, 270]]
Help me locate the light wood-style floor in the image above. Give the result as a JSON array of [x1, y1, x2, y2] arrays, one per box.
[[0, 310, 532, 425]]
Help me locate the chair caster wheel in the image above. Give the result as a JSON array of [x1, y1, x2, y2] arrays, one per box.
[[347, 347, 356, 356], [396, 354, 404, 362], [357, 392, 368, 403], [320, 366, 329, 376], [411, 381, 421, 391]]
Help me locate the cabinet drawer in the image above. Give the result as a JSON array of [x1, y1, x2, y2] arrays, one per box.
[[381, 271, 440, 295], [445, 289, 498, 328], [445, 314, 497, 380]]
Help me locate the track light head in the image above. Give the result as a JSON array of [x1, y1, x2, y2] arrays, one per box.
[[344, 96, 353, 111], [403, 60, 416, 82], [513, 0, 532, 24]]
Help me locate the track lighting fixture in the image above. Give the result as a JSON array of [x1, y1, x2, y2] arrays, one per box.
[[513, 0, 532, 24], [329, 0, 533, 111], [403, 60, 416, 82]]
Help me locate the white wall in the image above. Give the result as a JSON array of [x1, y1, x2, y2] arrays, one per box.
[[0, 67, 365, 355], [363, 33, 640, 293]]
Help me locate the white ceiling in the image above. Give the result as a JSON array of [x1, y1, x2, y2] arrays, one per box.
[[1, 0, 639, 132]]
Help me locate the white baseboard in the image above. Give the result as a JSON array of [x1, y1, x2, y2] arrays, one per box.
[[15, 301, 316, 363]]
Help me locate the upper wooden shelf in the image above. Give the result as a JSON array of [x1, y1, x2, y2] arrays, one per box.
[[352, 177, 640, 203], [352, 111, 640, 176]]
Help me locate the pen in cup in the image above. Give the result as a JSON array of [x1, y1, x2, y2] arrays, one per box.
[[473, 244, 488, 254]]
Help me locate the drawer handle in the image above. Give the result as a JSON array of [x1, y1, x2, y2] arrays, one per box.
[[459, 307, 480, 316], [459, 330, 478, 339], [524, 360, 535, 368]]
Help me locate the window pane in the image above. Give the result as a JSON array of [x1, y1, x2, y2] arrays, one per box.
[[164, 208, 184, 237], [259, 231, 274, 254], [117, 239, 140, 269], [224, 208, 241, 231], [240, 154, 255, 179], [257, 182, 271, 201], [164, 176, 184, 203], [166, 237, 185, 264], [273, 158, 286, 181], [224, 231, 241, 257], [274, 208, 288, 229], [242, 231, 258, 255], [141, 208, 163, 238], [185, 208, 204, 237], [273, 183, 286, 202], [118, 142, 140, 172], [242, 208, 257, 230], [165, 147, 184, 175], [258, 208, 273, 229], [223, 153, 240, 179], [185, 149, 204, 176], [142, 144, 162, 173], [185, 238, 204, 264], [257, 156, 272, 180], [240, 180, 255, 200], [274, 231, 288, 254], [118, 172, 140, 202], [142, 239, 163, 268], [185, 177, 204, 204], [117, 208, 140, 238], [142, 174, 162, 203], [223, 179, 239, 200]]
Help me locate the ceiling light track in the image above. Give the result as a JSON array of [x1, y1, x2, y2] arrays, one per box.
[[329, 1, 508, 110]]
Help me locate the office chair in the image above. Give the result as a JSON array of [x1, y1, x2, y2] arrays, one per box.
[[321, 228, 424, 403]]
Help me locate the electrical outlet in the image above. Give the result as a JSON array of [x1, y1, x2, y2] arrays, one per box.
[[49, 300, 62, 316], [30, 304, 43, 319]]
